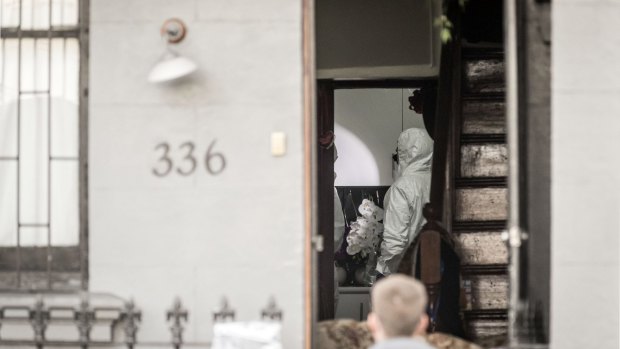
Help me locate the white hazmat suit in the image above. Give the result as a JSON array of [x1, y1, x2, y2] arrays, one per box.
[[376, 128, 433, 276], [334, 188, 345, 250]]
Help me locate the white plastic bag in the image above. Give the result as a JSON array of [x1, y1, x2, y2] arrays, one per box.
[[211, 321, 282, 349]]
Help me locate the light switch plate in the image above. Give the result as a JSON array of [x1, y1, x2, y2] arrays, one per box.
[[271, 132, 287, 157]]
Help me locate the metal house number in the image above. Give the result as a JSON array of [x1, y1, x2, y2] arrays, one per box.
[[152, 140, 227, 177]]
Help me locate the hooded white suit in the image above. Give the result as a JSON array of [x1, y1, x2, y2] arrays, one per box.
[[376, 128, 433, 276]]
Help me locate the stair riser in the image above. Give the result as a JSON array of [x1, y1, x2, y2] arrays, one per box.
[[463, 274, 508, 310], [455, 188, 508, 221], [462, 100, 506, 134], [461, 144, 508, 178], [464, 59, 505, 93], [456, 232, 508, 265], [466, 320, 508, 346]]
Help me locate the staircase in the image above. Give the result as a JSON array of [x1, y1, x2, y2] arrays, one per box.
[[456, 47, 508, 346], [411, 1, 510, 346]]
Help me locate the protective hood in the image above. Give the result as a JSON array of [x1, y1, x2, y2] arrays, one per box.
[[377, 128, 433, 275], [396, 128, 433, 174]]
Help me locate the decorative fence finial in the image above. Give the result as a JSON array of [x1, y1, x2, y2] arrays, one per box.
[[30, 295, 50, 348], [213, 297, 235, 322], [261, 297, 283, 321], [166, 297, 188, 349], [121, 298, 141, 349], [75, 292, 94, 349]]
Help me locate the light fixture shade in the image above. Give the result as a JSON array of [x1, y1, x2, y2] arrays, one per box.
[[148, 53, 197, 83]]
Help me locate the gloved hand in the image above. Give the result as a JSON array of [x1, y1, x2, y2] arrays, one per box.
[[375, 273, 386, 282]]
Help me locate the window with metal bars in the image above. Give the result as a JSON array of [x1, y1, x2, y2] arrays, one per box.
[[0, 0, 88, 290]]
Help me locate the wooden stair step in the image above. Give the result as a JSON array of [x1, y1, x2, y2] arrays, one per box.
[[462, 91, 505, 101], [464, 309, 508, 319], [461, 134, 506, 144], [463, 58, 505, 94], [456, 232, 508, 266], [455, 188, 508, 222], [462, 273, 508, 310], [463, 309, 508, 346], [460, 143, 508, 178], [461, 46, 504, 60], [462, 98, 506, 135], [461, 264, 508, 275], [464, 311, 508, 348], [453, 220, 507, 232], [455, 177, 507, 188]]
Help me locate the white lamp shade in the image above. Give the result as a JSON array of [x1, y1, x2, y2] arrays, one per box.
[[148, 54, 197, 83]]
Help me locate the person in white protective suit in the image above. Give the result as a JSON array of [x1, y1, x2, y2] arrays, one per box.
[[334, 187, 345, 251], [376, 128, 433, 277]]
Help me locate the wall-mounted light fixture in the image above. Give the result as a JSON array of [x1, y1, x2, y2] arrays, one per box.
[[148, 18, 197, 83]]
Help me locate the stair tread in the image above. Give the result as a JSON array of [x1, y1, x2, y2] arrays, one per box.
[[464, 309, 508, 316], [464, 309, 508, 318], [463, 58, 505, 95], [462, 92, 505, 101], [461, 46, 505, 59], [455, 231, 508, 265], [453, 220, 507, 231], [461, 264, 508, 275], [461, 134, 506, 144], [456, 177, 507, 188]]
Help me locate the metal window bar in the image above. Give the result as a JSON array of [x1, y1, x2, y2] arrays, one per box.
[[46, 0, 52, 291], [16, 0, 24, 290], [78, 0, 90, 292], [0, 0, 87, 291]]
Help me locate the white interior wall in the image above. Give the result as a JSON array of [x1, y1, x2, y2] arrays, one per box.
[[334, 89, 426, 186], [89, 0, 304, 346], [552, 2, 620, 349]]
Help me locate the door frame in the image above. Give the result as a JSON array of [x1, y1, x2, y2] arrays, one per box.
[[313, 78, 436, 324]]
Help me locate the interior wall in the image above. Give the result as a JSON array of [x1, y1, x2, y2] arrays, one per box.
[[334, 89, 426, 187], [89, 0, 305, 346], [315, 0, 441, 79], [552, 1, 620, 348]]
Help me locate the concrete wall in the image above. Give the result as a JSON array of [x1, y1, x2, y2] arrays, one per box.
[[524, 0, 551, 340], [334, 89, 426, 186], [552, 2, 620, 348], [89, 0, 305, 346]]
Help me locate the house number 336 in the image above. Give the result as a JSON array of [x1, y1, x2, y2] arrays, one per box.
[[152, 140, 227, 177]]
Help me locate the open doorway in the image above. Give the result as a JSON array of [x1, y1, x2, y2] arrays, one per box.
[[315, 81, 435, 322], [312, 0, 442, 325], [309, 0, 548, 347]]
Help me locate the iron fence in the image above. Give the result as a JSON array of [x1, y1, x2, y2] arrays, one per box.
[[0, 291, 282, 348]]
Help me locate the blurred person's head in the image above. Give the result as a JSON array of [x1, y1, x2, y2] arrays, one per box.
[[367, 275, 429, 341]]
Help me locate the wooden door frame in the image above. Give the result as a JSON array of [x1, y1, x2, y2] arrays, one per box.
[[302, 2, 440, 346]]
